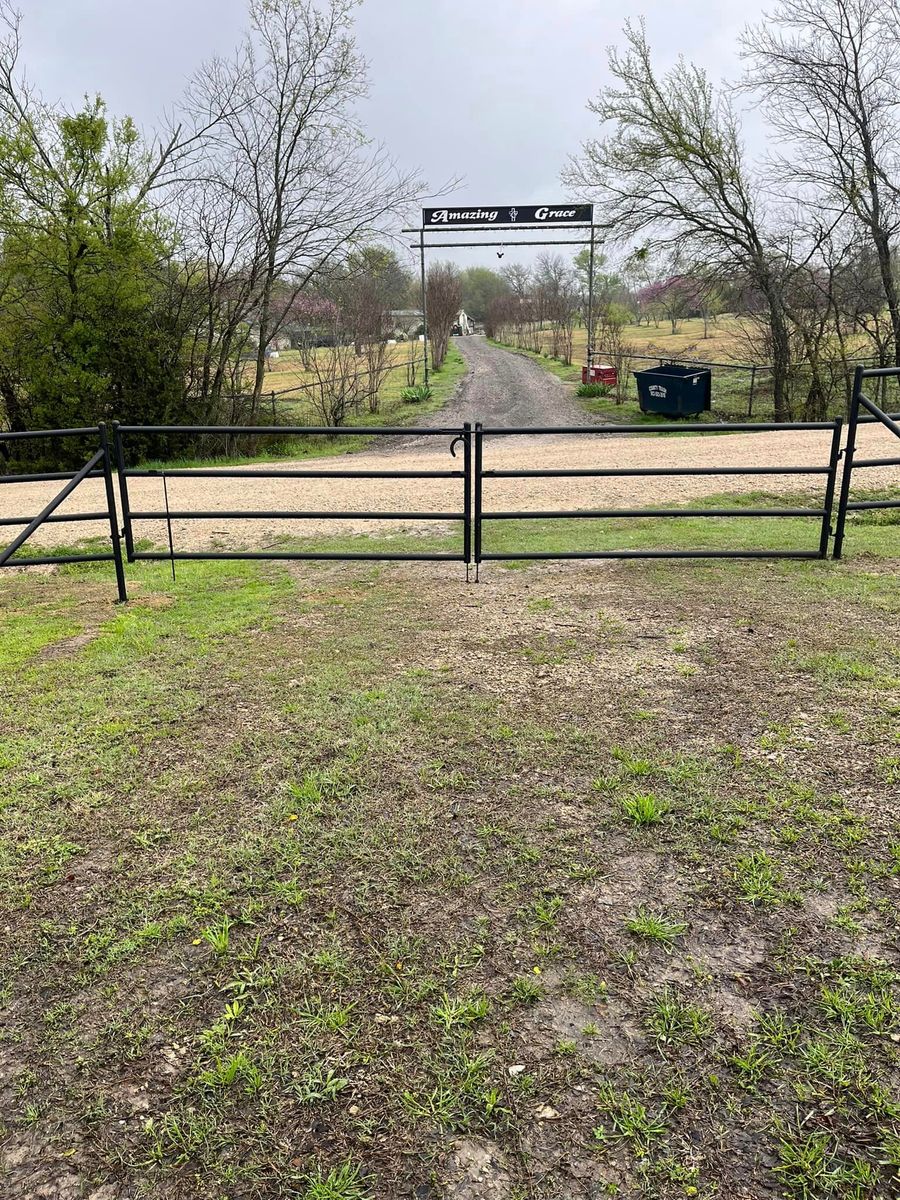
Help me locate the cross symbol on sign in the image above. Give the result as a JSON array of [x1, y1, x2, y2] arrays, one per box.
[[508, 207, 518, 222]]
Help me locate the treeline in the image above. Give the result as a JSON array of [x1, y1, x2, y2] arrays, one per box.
[[0, 0, 423, 457], [563, 0, 900, 421]]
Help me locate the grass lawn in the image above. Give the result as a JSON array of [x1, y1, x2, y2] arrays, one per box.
[[1, 509, 898, 1200], [255, 343, 425, 407]]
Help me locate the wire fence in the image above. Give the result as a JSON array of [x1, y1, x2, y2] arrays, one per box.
[[493, 333, 895, 422], [585, 351, 893, 422], [189, 354, 428, 411]]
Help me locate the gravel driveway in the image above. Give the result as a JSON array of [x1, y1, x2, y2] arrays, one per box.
[[3, 338, 898, 554], [411, 334, 592, 436]]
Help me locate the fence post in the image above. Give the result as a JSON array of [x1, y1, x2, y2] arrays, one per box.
[[833, 365, 863, 560], [819, 418, 843, 560], [462, 421, 472, 574], [111, 421, 135, 563], [748, 366, 756, 418], [474, 423, 483, 581], [98, 423, 128, 602]]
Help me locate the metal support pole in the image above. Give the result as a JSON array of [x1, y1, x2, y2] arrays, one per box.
[[160, 472, 177, 583], [419, 230, 429, 386], [833, 366, 862, 559], [586, 224, 596, 370], [462, 421, 472, 575], [748, 366, 756, 418], [112, 421, 135, 563], [819, 418, 843, 560], [473, 423, 483, 581], [98, 424, 128, 602]]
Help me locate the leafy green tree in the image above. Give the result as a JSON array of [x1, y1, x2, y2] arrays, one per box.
[[459, 266, 510, 321], [0, 101, 194, 453], [0, 6, 208, 456]]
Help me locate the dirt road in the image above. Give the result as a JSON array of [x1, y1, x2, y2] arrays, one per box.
[[430, 335, 593, 429], [2, 338, 898, 554]]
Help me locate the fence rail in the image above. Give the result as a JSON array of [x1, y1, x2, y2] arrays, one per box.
[[833, 365, 900, 559], [1, 404, 897, 598], [0, 424, 127, 599]]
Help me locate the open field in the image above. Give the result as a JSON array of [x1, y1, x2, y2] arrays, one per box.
[[254, 343, 427, 418], [1, 511, 898, 1200], [574, 317, 753, 364]]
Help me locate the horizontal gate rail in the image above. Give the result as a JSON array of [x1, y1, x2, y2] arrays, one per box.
[[0, 469, 106, 485], [478, 421, 840, 434], [128, 551, 463, 563], [127, 510, 463, 521], [0, 425, 127, 599], [0, 511, 111, 527], [114, 424, 464, 435], [123, 468, 460, 479], [114, 422, 472, 570], [482, 465, 832, 478], [475, 419, 843, 566], [483, 507, 827, 519], [833, 366, 900, 558]]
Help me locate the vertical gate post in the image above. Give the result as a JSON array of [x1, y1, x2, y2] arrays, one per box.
[[819, 417, 843, 560], [419, 230, 429, 386], [111, 421, 136, 563], [462, 421, 472, 573], [833, 366, 863, 560], [586, 223, 596, 370], [98, 423, 128, 602], [474, 422, 483, 581]]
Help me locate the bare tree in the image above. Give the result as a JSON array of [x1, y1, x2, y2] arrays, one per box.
[[184, 0, 422, 419], [595, 307, 636, 403], [304, 321, 362, 425], [426, 263, 462, 370], [535, 254, 579, 364], [563, 20, 797, 418], [741, 0, 900, 365]]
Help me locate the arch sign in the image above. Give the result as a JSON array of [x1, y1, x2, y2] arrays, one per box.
[[408, 202, 598, 383], [423, 204, 593, 226]]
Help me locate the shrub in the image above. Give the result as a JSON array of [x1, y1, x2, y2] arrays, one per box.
[[576, 382, 612, 398], [401, 384, 433, 403]]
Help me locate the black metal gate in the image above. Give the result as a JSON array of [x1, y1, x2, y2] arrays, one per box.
[[112, 423, 472, 571], [5, 410, 896, 602], [833, 365, 900, 559], [472, 419, 844, 570]]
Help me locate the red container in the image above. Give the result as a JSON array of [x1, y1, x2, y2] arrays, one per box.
[[582, 363, 618, 387]]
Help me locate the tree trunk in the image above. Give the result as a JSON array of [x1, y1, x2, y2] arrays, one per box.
[[872, 228, 900, 366], [768, 298, 791, 423]]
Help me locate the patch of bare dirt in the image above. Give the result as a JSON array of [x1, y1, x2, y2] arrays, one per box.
[[443, 1137, 514, 1199]]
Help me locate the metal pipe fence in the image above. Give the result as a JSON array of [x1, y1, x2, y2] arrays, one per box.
[[473, 420, 844, 569], [2, 404, 895, 601], [833, 365, 900, 559], [0, 424, 127, 600]]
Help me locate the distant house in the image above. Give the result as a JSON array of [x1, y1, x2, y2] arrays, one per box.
[[389, 310, 424, 339], [390, 308, 475, 338], [453, 309, 475, 336]]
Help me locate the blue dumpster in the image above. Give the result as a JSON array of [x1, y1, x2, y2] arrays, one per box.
[[634, 364, 712, 417]]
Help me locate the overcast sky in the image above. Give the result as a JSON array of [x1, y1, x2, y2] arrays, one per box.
[[21, 0, 771, 268]]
